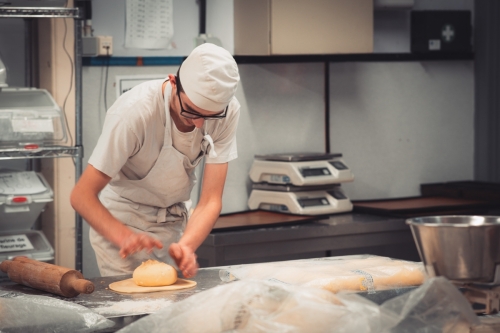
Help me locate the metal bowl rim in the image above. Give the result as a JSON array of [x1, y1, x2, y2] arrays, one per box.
[[405, 215, 500, 227]]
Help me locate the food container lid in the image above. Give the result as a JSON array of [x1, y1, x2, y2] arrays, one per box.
[[0, 230, 54, 262], [0, 171, 50, 196], [0, 171, 53, 232], [0, 88, 67, 145]]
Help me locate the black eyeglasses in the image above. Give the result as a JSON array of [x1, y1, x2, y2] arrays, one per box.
[[176, 70, 228, 120]]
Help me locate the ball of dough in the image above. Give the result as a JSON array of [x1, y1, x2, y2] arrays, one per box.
[[133, 259, 178, 287]]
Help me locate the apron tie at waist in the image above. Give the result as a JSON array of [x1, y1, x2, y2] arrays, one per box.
[[157, 202, 186, 223]]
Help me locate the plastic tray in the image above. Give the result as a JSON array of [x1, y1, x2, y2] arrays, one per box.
[[0, 171, 54, 231], [0, 88, 67, 146], [0, 230, 54, 285]]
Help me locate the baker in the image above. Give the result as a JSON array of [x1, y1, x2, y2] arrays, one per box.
[[70, 43, 240, 278]]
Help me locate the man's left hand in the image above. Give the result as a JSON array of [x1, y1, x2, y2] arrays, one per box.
[[169, 243, 199, 278]]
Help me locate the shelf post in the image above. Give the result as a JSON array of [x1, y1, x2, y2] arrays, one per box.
[[74, 16, 84, 273], [324, 61, 330, 154]]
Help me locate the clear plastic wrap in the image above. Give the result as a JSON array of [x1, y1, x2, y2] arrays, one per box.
[[219, 255, 426, 293], [0, 292, 115, 333], [381, 276, 479, 333], [116, 280, 394, 333], [116, 277, 479, 333]]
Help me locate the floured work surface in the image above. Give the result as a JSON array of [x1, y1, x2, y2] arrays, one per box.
[[109, 278, 196, 294], [353, 196, 491, 217], [212, 210, 321, 232]]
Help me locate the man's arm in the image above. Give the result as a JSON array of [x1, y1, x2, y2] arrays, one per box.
[[70, 165, 163, 258], [169, 162, 228, 278]]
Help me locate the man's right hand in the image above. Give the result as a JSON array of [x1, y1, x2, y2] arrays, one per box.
[[119, 233, 163, 258]]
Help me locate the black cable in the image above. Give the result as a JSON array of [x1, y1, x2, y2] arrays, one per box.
[[104, 47, 110, 111], [62, 18, 75, 153]]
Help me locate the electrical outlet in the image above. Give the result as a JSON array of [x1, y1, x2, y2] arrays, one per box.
[[97, 36, 113, 56]]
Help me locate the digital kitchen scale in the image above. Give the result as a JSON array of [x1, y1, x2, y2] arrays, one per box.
[[249, 153, 354, 186], [248, 183, 353, 215]]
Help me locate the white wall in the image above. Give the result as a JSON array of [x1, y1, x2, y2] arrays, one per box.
[[329, 61, 474, 200], [90, 0, 235, 56]]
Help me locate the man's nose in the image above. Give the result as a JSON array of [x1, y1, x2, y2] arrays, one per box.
[[193, 118, 205, 128]]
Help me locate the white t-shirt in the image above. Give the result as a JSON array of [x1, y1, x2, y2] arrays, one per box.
[[88, 79, 240, 180]]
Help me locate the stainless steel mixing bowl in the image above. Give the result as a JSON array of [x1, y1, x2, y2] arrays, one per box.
[[406, 215, 500, 282]]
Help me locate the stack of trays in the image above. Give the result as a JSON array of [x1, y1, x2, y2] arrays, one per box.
[[247, 153, 354, 215], [0, 170, 55, 284]]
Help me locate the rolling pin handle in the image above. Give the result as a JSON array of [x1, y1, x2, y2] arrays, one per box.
[[72, 278, 95, 294]]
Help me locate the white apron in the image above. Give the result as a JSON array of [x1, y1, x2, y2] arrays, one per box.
[[90, 82, 212, 276]]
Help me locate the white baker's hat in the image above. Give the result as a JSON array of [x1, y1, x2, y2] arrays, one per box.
[[179, 43, 240, 112]]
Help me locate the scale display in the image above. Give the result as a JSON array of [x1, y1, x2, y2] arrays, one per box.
[[248, 188, 352, 215]]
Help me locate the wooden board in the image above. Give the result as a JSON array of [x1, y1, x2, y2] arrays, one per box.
[[109, 278, 196, 294], [212, 210, 321, 232], [353, 196, 492, 218]]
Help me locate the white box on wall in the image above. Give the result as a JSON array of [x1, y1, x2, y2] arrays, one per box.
[[234, 0, 374, 55]]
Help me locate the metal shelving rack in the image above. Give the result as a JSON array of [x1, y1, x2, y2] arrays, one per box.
[[0, 6, 84, 271], [0, 6, 78, 18], [0, 146, 82, 160]]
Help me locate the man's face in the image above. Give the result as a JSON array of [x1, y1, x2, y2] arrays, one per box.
[[168, 74, 226, 129]]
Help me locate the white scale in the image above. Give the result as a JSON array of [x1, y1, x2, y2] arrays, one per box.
[[249, 153, 354, 186], [248, 153, 354, 215], [248, 183, 353, 215]]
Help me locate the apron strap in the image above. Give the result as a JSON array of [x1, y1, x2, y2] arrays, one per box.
[[157, 202, 187, 223]]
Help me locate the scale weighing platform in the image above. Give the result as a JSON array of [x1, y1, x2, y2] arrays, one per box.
[[249, 153, 354, 186], [0, 171, 54, 284], [248, 183, 353, 215]]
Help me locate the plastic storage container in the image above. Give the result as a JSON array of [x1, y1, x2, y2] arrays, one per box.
[[0, 88, 67, 146], [0, 171, 55, 284]]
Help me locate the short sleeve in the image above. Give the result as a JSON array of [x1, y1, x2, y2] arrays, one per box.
[[88, 114, 140, 178], [205, 98, 240, 164]]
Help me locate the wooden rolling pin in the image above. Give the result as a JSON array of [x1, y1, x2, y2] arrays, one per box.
[[0, 256, 94, 298]]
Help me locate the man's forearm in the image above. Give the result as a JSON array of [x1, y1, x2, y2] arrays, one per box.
[[70, 187, 133, 247], [178, 199, 222, 251]]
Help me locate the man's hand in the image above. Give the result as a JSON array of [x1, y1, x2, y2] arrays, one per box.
[[119, 233, 163, 259], [169, 243, 199, 278]]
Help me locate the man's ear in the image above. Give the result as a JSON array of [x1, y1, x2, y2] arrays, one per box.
[[167, 73, 177, 87]]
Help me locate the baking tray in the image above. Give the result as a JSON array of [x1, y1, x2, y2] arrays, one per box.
[[352, 196, 493, 218], [420, 181, 500, 205], [211, 210, 323, 232]]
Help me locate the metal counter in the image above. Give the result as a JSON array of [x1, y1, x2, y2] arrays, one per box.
[[197, 213, 420, 267], [2, 262, 500, 332], [0, 267, 227, 332]]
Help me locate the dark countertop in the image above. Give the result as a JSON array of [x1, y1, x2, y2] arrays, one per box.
[[198, 213, 420, 266], [203, 213, 410, 246]]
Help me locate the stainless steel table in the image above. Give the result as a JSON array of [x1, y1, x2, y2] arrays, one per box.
[[197, 213, 420, 267], [0, 267, 227, 332], [2, 262, 500, 332]]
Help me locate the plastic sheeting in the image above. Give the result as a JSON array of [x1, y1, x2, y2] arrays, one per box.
[[219, 256, 426, 293], [116, 277, 479, 333], [381, 276, 479, 333], [116, 279, 393, 333], [0, 292, 115, 333]]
